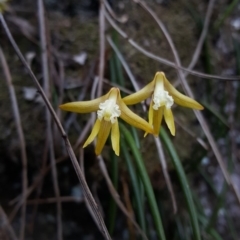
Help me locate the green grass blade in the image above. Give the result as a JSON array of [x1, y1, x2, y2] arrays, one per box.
[[121, 139, 146, 235], [198, 167, 218, 196], [109, 53, 117, 84], [112, 30, 125, 86], [214, 0, 239, 32], [208, 229, 223, 240], [233, 37, 240, 75], [160, 128, 201, 240], [120, 123, 166, 240], [108, 153, 118, 234], [202, 101, 229, 128], [130, 126, 140, 149]]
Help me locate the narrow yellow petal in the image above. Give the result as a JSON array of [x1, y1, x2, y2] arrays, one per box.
[[149, 100, 154, 126], [123, 80, 155, 105], [95, 120, 111, 155], [144, 100, 154, 137], [111, 120, 120, 156], [162, 74, 204, 110], [153, 106, 164, 136], [83, 119, 101, 148], [118, 98, 154, 134], [59, 94, 109, 113], [164, 107, 175, 136]]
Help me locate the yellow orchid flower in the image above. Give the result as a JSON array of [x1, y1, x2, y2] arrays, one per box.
[[60, 87, 153, 156], [123, 72, 204, 136]]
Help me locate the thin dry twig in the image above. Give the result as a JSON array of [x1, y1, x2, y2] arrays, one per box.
[[0, 206, 18, 240], [104, 10, 240, 81], [37, 1, 62, 239], [98, 156, 148, 240], [53, 59, 65, 148], [97, 0, 106, 97], [10, 121, 91, 212], [186, 0, 216, 73], [104, 0, 128, 23], [0, 46, 27, 240], [153, 138, 177, 213], [121, 177, 136, 239], [103, 78, 133, 94], [0, 13, 111, 240], [27, 196, 84, 205], [78, 147, 101, 229], [170, 0, 216, 89], [175, 119, 208, 150]]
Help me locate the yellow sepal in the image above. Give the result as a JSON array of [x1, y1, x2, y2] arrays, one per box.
[[95, 120, 111, 155], [153, 106, 164, 136], [163, 107, 175, 136], [123, 80, 155, 105], [160, 72, 204, 110], [83, 119, 101, 148], [59, 94, 108, 113], [111, 120, 120, 156], [118, 98, 153, 134]]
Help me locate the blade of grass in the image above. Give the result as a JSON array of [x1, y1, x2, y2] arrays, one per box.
[[233, 37, 240, 119], [213, 0, 239, 32], [198, 167, 218, 196], [207, 229, 223, 240], [120, 123, 166, 240], [112, 30, 125, 87], [109, 53, 117, 84], [206, 182, 227, 231], [197, 213, 223, 240], [201, 101, 229, 128], [130, 126, 140, 149], [225, 210, 238, 240], [160, 128, 201, 240], [233, 37, 240, 75], [98, 155, 148, 240], [121, 138, 147, 235], [174, 216, 185, 240], [108, 153, 118, 235]]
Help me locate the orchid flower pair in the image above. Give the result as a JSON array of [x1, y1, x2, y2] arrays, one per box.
[[60, 72, 203, 156]]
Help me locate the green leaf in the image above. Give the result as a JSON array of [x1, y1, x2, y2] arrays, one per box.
[[160, 128, 201, 240], [121, 139, 146, 236], [120, 123, 166, 240], [107, 152, 118, 234]]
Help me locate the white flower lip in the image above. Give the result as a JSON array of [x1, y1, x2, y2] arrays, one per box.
[[97, 99, 121, 123], [153, 84, 174, 110]]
